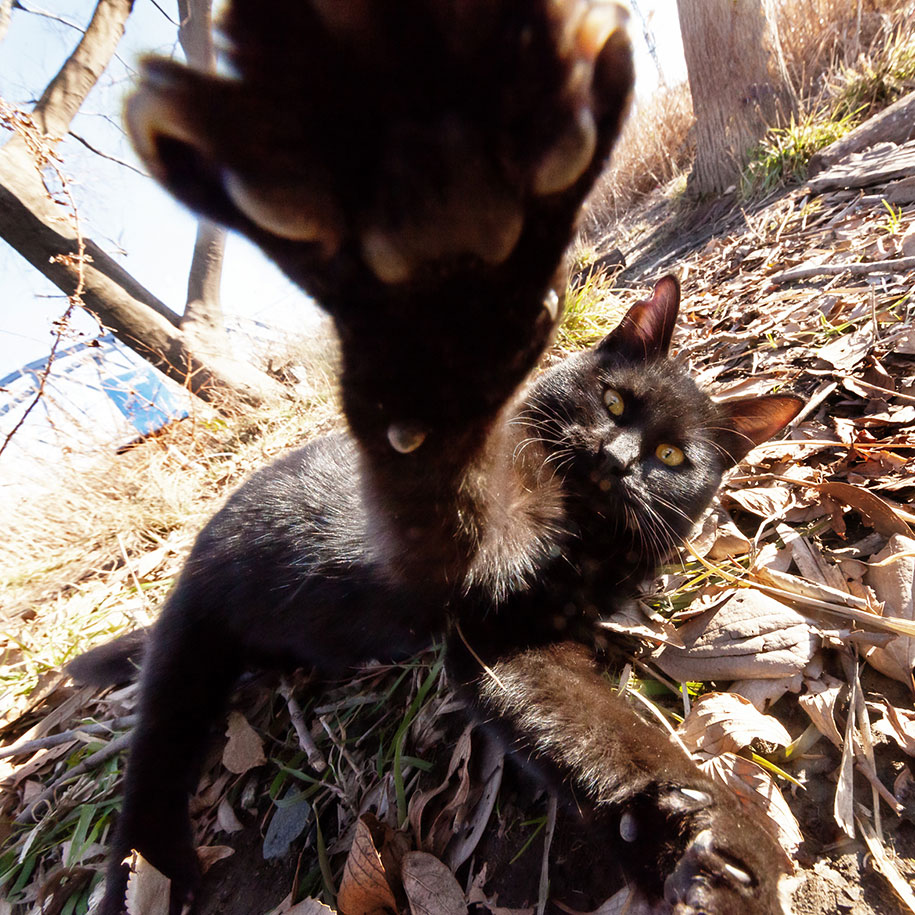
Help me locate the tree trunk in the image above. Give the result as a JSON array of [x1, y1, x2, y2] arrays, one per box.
[[677, 0, 779, 196], [177, 0, 228, 339]]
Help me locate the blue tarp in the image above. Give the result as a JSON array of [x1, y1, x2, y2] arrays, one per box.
[[0, 334, 189, 435]]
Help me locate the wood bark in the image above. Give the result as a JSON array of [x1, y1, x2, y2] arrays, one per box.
[[677, 0, 780, 196], [808, 90, 915, 176], [177, 0, 229, 341], [31, 0, 133, 139], [0, 0, 281, 405]]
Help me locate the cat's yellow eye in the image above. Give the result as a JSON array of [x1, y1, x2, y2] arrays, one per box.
[[656, 444, 685, 467], [603, 388, 624, 416]]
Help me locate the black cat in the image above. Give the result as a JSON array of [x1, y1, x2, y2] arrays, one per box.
[[69, 3, 804, 912], [72, 276, 801, 914]]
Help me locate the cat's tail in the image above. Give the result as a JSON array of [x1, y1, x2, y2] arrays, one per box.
[[66, 629, 148, 686]]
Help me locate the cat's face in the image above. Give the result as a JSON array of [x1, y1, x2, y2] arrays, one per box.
[[518, 277, 802, 565], [521, 346, 725, 563]]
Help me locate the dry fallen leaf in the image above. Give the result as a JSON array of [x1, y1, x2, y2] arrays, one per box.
[[687, 506, 751, 560], [550, 886, 656, 914], [873, 700, 915, 756], [283, 900, 338, 915], [678, 692, 792, 756], [834, 676, 857, 839], [857, 815, 915, 914], [197, 844, 234, 874], [699, 754, 801, 861], [266, 894, 338, 915], [730, 675, 804, 710], [864, 534, 915, 687], [217, 796, 244, 834], [222, 710, 267, 774], [724, 484, 795, 519], [816, 482, 912, 538], [798, 676, 845, 747], [816, 323, 875, 371], [337, 816, 398, 915], [402, 851, 467, 915], [124, 853, 170, 915], [444, 731, 504, 870], [656, 590, 820, 682], [263, 788, 313, 860], [409, 725, 473, 856]]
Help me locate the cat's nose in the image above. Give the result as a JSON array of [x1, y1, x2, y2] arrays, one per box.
[[601, 450, 630, 476], [600, 433, 639, 476]]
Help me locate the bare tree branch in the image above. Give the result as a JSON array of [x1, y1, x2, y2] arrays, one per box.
[[0, 0, 282, 410], [9, 1, 84, 34], [68, 130, 149, 176], [31, 0, 134, 139], [0, 149, 276, 404], [0, 0, 280, 408]]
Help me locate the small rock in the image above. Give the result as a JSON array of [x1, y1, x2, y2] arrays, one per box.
[[901, 223, 915, 257], [888, 175, 915, 206]]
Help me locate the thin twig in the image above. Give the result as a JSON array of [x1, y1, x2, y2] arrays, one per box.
[[0, 716, 136, 759], [68, 131, 148, 176], [0, 98, 89, 459], [16, 732, 132, 824], [769, 256, 915, 285], [279, 676, 326, 773]]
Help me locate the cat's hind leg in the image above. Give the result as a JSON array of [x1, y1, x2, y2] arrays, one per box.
[[96, 602, 243, 915], [470, 642, 792, 915]]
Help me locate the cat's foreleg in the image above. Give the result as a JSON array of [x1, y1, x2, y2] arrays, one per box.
[[121, 1, 635, 587], [474, 642, 791, 915]]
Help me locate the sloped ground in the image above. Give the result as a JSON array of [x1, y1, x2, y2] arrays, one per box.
[[2, 165, 915, 915]]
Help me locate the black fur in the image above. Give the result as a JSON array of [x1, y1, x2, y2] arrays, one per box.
[[125, 0, 635, 588], [71, 4, 804, 912], [76, 278, 801, 914]]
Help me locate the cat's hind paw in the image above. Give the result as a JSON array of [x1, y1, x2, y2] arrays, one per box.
[[617, 783, 792, 915]]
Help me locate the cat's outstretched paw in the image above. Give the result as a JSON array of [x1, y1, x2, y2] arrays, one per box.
[[128, 1, 632, 285], [125, 1, 634, 455], [617, 783, 791, 915]]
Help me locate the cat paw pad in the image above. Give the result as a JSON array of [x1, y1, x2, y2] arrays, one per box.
[[126, 1, 633, 284]]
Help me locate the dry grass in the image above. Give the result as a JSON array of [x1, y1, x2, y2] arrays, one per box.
[[0, 327, 342, 711], [587, 0, 915, 223], [773, 0, 913, 104]]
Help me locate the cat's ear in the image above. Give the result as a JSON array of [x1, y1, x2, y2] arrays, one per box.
[[716, 395, 804, 466], [599, 275, 679, 361]]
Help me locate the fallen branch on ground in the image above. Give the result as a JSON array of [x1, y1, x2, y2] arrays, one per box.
[[769, 256, 915, 285]]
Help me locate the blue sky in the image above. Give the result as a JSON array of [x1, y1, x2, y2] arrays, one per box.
[[0, 0, 687, 378]]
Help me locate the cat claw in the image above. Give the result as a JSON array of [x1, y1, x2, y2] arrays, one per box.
[[674, 786, 712, 808], [387, 423, 427, 454], [664, 828, 759, 914], [619, 809, 638, 842]]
